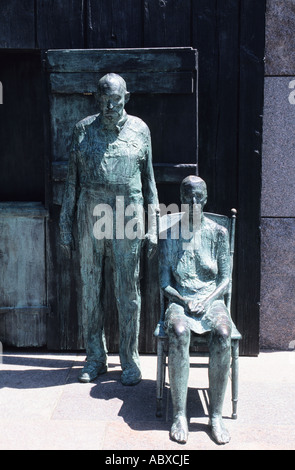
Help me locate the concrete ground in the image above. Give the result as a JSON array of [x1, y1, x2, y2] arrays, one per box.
[[0, 349, 294, 451]]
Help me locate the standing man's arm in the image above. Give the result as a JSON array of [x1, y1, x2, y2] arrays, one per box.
[[142, 128, 159, 258], [59, 126, 79, 258]]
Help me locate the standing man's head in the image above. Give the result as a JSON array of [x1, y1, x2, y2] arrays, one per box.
[[97, 73, 130, 125]]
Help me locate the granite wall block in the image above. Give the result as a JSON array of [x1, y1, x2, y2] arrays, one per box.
[[265, 0, 295, 75], [261, 76, 295, 218], [260, 218, 295, 349]]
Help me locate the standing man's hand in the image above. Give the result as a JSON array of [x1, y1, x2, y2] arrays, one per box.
[[60, 234, 75, 259], [145, 233, 157, 259]]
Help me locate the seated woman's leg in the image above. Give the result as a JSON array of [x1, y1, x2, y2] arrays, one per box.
[[165, 303, 191, 443], [207, 301, 232, 444]]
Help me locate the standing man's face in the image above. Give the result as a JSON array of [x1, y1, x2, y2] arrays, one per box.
[[98, 80, 127, 124]]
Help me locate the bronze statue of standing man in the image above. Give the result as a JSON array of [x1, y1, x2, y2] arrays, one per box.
[[60, 73, 159, 386]]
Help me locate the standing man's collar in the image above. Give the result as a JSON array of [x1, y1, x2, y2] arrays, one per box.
[[116, 111, 128, 133], [99, 111, 128, 134]]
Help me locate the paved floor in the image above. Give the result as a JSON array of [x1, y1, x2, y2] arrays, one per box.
[[0, 349, 295, 451]]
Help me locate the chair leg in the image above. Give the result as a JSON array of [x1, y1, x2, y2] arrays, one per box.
[[156, 338, 167, 417], [231, 339, 239, 419]]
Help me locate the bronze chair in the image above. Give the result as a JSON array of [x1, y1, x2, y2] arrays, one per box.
[[154, 208, 242, 420]]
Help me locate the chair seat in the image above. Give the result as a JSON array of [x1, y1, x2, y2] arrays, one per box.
[[154, 319, 242, 342], [231, 321, 242, 341]]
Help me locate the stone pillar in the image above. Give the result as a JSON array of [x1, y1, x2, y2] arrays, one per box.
[[261, 0, 295, 349]]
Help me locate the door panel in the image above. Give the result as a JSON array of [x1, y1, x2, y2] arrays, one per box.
[[46, 47, 198, 351]]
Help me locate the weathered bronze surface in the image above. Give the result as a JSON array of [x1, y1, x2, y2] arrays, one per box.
[[159, 176, 232, 444], [60, 73, 159, 385]]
